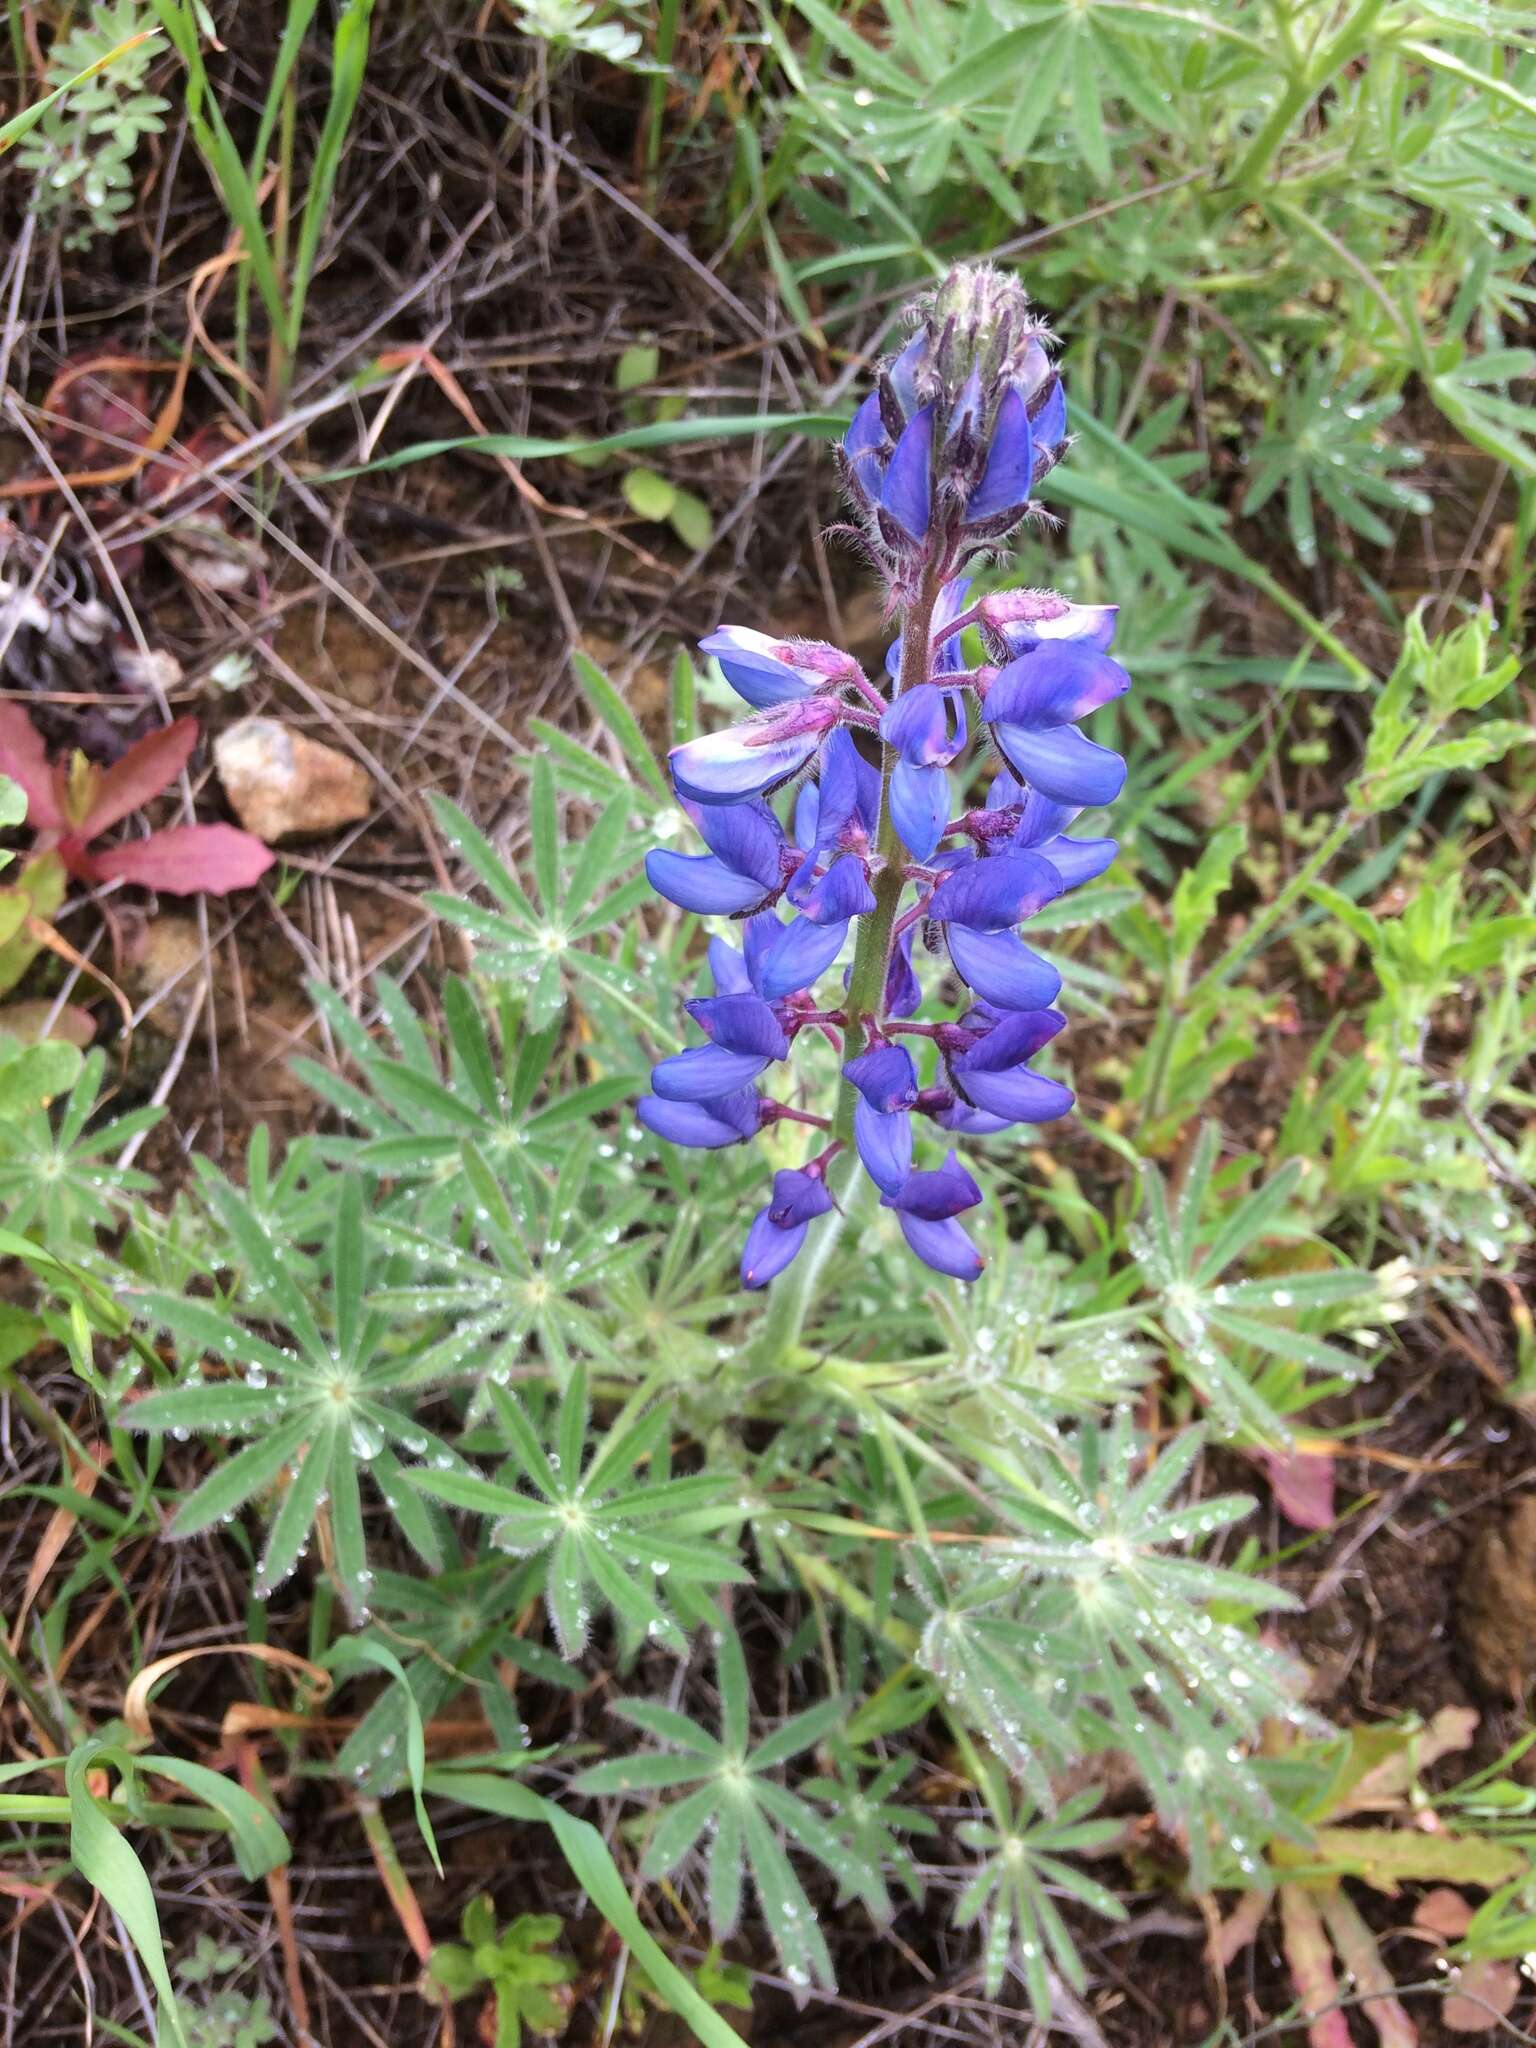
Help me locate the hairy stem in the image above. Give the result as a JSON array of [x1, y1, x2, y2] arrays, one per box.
[[833, 562, 945, 1148]]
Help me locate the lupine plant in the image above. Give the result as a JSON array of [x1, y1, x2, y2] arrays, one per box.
[[640, 265, 1126, 1288]]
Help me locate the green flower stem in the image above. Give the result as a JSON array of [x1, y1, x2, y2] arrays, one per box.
[[833, 561, 945, 1149]]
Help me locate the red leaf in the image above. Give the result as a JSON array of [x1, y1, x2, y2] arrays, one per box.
[[1258, 1445, 1336, 1531], [92, 824, 275, 895], [1279, 1884, 1353, 2048], [78, 718, 199, 842], [1444, 1959, 1520, 2032], [0, 704, 64, 831]]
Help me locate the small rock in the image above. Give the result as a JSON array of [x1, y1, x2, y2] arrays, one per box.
[[214, 717, 372, 843]]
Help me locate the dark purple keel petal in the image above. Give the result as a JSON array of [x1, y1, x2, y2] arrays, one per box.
[[926, 850, 1065, 933], [756, 915, 849, 1000], [890, 758, 951, 865], [957, 1009, 1067, 1071], [855, 1098, 913, 1197], [896, 1211, 984, 1281], [637, 1093, 756, 1149], [947, 924, 1062, 1010], [645, 849, 770, 916], [881, 404, 936, 543], [934, 1099, 1014, 1135], [767, 1167, 836, 1228], [650, 1043, 774, 1102], [741, 1209, 808, 1289], [993, 723, 1128, 808], [888, 1151, 982, 1220], [966, 387, 1034, 523]]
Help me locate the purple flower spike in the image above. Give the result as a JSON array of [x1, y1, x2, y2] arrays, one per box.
[[881, 405, 936, 544], [638, 264, 1128, 1284], [966, 388, 1034, 523], [638, 1089, 761, 1149]]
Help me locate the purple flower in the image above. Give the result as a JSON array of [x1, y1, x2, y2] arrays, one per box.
[[670, 701, 840, 806], [926, 849, 1065, 933], [638, 1089, 762, 1149], [644, 799, 788, 915], [982, 643, 1129, 809], [880, 683, 966, 863], [948, 1010, 1074, 1126], [742, 1166, 836, 1289], [700, 627, 857, 709], [882, 1153, 984, 1280], [845, 1042, 919, 1196], [651, 993, 787, 1102]]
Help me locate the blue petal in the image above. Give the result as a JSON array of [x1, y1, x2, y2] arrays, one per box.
[[957, 1010, 1067, 1072], [792, 854, 876, 925], [637, 1093, 757, 1149], [1037, 834, 1117, 890], [757, 915, 849, 1000], [670, 723, 821, 806], [811, 728, 873, 854], [843, 391, 885, 502], [998, 599, 1117, 656], [887, 333, 927, 416], [993, 724, 1128, 808], [926, 850, 1065, 933], [952, 1065, 1074, 1124], [844, 1042, 918, 1112], [693, 798, 786, 888], [741, 910, 783, 993], [896, 1212, 983, 1281], [683, 993, 788, 1059], [887, 1150, 981, 1219], [707, 935, 752, 995], [966, 387, 1033, 522], [767, 1167, 836, 1228], [700, 628, 813, 709], [1030, 378, 1067, 457], [645, 849, 769, 916], [890, 758, 951, 865], [855, 1097, 912, 1196], [947, 925, 1062, 1010], [881, 405, 935, 543], [935, 1098, 1013, 1135], [793, 782, 820, 852], [1008, 787, 1075, 841], [650, 1044, 774, 1102], [881, 682, 958, 765], [984, 644, 1131, 730], [741, 1208, 808, 1289], [885, 926, 922, 1018]]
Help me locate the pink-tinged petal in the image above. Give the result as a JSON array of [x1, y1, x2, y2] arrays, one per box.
[[700, 627, 815, 710], [0, 703, 64, 830], [1255, 1446, 1335, 1533], [670, 719, 826, 806], [79, 718, 199, 840], [92, 824, 275, 895]]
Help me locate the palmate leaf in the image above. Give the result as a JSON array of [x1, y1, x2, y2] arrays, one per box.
[[574, 1633, 872, 1992], [123, 1169, 470, 1613], [407, 1368, 746, 1657], [372, 1138, 654, 1384], [1130, 1122, 1390, 1439]]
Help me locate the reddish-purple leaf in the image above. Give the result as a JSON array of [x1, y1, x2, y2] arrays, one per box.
[[1209, 1887, 1270, 1969], [0, 1000, 95, 1047], [1443, 1959, 1520, 2032], [92, 824, 275, 895], [1257, 1446, 1336, 1531], [78, 718, 199, 841], [0, 704, 65, 831]]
